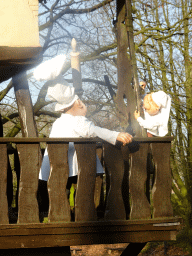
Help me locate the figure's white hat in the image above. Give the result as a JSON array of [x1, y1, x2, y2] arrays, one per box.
[[33, 54, 66, 81], [47, 77, 78, 112], [152, 91, 168, 108]]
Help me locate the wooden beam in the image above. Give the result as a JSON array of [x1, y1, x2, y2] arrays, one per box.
[[0, 46, 42, 61], [13, 72, 38, 137], [0, 218, 181, 249], [0, 136, 174, 143]]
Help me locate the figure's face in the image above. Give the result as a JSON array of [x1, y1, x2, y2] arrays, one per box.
[[75, 99, 87, 116], [143, 94, 160, 116]]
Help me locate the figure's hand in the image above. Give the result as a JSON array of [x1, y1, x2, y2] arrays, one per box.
[[134, 110, 140, 119], [116, 132, 132, 146]]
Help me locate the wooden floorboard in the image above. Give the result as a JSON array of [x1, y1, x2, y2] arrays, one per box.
[[0, 217, 181, 249]]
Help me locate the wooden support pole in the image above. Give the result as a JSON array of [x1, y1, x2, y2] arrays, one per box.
[[115, 0, 142, 136], [125, 0, 141, 111], [13, 71, 38, 137]]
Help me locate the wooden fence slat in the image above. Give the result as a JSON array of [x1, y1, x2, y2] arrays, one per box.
[[104, 143, 126, 220], [151, 143, 173, 218], [17, 144, 40, 224], [47, 143, 71, 222], [75, 144, 97, 221], [0, 144, 9, 224], [129, 143, 151, 219]]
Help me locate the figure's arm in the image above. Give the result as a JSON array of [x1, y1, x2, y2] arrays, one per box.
[[89, 123, 132, 145], [74, 116, 132, 145], [134, 110, 163, 130]]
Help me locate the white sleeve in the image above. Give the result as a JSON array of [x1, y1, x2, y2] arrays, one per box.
[[137, 116, 163, 130], [74, 116, 120, 145]]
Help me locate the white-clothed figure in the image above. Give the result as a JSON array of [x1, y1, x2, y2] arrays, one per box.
[[134, 91, 171, 137], [39, 81, 133, 181]]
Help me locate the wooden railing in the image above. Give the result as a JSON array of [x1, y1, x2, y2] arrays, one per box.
[[0, 137, 174, 225]]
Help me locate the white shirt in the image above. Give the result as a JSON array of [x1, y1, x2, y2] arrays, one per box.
[[39, 114, 120, 180], [137, 95, 171, 137]]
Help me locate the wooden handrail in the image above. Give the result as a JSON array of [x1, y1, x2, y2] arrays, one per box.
[[0, 136, 174, 143], [0, 137, 174, 225]]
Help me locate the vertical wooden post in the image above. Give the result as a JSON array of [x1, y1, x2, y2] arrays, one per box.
[[17, 143, 40, 224], [13, 71, 42, 224], [0, 144, 9, 224], [115, 0, 142, 136], [129, 143, 151, 219], [47, 143, 71, 222], [125, 0, 141, 111], [104, 143, 126, 220], [71, 38, 83, 97], [13, 71, 38, 137], [75, 143, 97, 221], [151, 143, 173, 218]]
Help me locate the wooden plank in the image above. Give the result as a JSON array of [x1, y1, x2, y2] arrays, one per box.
[[104, 143, 126, 220], [17, 144, 40, 224], [47, 143, 71, 222], [0, 136, 174, 143], [0, 217, 181, 234], [151, 143, 173, 218], [75, 144, 97, 221], [0, 144, 9, 224], [0, 218, 181, 249], [14, 150, 21, 212], [0, 230, 177, 249], [129, 143, 151, 219], [0, 46, 42, 61]]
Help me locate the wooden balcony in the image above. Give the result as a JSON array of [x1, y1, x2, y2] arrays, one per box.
[[0, 137, 181, 249]]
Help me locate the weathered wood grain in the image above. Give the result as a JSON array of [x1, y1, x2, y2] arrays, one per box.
[[17, 144, 40, 224], [0, 230, 177, 249], [0, 144, 9, 224], [104, 143, 126, 220], [75, 143, 97, 221], [151, 143, 173, 218], [129, 143, 151, 219], [0, 217, 181, 249], [121, 146, 130, 219], [47, 143, 71, 222]]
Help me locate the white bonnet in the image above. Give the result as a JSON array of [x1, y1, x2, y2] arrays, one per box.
[[47, 77, 78, 112], [152, 91, 168, 108]]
